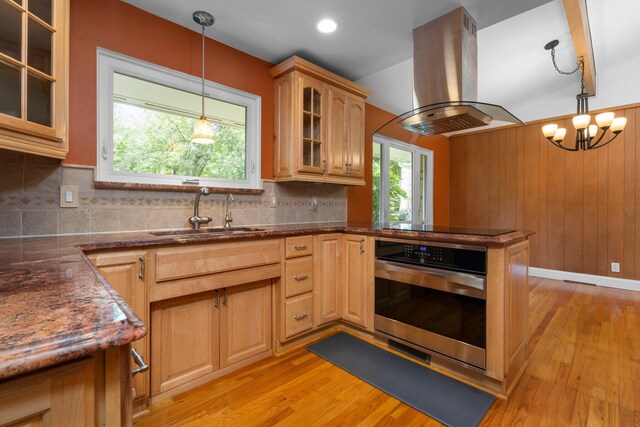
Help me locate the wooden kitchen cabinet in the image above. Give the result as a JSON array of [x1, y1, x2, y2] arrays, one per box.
[[271, 56, 370, 186], [89, 250, 150, 413], [220, 280, 272, 369], [0, 0, 69, 159], [326, 89, 365, 179], [151, 281, 272, 400], [0, 358, 94, 427], [314, 233, 342, 326], [341, 234, 373, 329]]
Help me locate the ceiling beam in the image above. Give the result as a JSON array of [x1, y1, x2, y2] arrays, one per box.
[[562, 0, 596, 95]]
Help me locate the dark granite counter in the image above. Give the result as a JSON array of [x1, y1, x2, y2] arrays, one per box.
[[0, 222, 532, 380]]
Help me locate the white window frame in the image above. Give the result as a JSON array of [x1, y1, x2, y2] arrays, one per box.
[[374, 134, 434, 224], [96, 48, 262, 189]]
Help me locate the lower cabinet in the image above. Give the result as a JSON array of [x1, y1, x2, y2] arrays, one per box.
[[0, 358, 95, 427], [341, 234, 372, 329], [314, 233, 342, 326], [89, 250, 150, 412], [151, 280, 272, 398]]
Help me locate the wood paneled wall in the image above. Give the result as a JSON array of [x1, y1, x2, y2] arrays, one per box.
[[450, 105, 640, 279]]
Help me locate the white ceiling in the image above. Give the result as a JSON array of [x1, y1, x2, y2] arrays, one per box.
[[121, 0, 552, 81], [123, 0, 640, 126]]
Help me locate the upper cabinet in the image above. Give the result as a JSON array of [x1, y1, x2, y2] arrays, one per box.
[[0, 0, 69, 159], [272, 56, 370, 186]]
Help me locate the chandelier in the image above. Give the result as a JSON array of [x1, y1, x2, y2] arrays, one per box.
[[541, 40, 626, 151]]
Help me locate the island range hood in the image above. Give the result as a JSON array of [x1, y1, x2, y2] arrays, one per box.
[[377, 7, 523, 137]]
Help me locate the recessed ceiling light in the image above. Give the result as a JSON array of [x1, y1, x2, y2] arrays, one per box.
[[317, 19, 337, 33]]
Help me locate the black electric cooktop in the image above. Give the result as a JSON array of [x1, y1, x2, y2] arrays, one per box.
[[381, 223, 516, 236]]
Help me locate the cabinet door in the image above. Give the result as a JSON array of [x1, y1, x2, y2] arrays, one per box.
[[0, 0, 69, 159], [151, 292, 219, 396], [346, 96, 365, 178], [297, 74, 326, 174], [315, 234, 342, 325], [505, 241, 529, 374], [341, 235, 371, 328], [91, 251, 149, 402], [326, 89, 348, 177], [219, 281, 272, 369]]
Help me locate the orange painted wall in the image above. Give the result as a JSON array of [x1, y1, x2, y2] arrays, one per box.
[[67, 0, 274, 178], [347, 104, 450, 225]]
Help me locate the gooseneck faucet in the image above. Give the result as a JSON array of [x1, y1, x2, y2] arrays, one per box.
[[224, 193, 234, 229], [189, 188, 213, 229]]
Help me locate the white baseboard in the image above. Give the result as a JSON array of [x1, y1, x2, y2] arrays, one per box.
[[529, 267, 640, 292]]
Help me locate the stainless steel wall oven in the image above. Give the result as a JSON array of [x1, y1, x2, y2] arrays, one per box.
[[374, 237, 487, 370]]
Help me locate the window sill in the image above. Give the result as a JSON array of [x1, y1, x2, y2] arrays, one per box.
[[94, 181, 264, 195]]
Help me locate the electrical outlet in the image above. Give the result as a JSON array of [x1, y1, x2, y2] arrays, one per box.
[[611, 262, 620, 273], [311, 196, 318, 210], [59, 185, 79, 208], [269, 192, 278, 208]]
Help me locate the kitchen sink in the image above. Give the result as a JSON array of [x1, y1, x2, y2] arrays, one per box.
[[151, 227, 266, 236]]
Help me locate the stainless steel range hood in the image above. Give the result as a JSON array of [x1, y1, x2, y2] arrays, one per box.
[[376, 7, 523, 137]]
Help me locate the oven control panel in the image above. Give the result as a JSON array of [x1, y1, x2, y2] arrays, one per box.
[[403, 244, 445, 263], [376, 239, 486, 275]]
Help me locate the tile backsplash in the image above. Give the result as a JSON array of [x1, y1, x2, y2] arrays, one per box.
[[0, 150, 347, 237]]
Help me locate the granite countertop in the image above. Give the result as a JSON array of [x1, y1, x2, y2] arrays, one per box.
[[0, 222, 532, 381]]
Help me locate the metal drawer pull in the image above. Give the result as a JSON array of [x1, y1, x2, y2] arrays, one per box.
[[294, 273, 309, 281], [222, 288, 228, 305], [293, 312, 308, 321], [294, 244, 308, 250], [131, 349, 149, 375], [138, 256, 145, 279], [215, 289, 220, 308]]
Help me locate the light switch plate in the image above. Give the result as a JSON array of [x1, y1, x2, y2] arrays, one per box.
[[611, 262, 620, 273], [269, 192, 278, 208], [60, 185, 79, 208]]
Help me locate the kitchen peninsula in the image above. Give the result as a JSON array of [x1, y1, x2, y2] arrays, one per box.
[[0, 223, 531, 425]]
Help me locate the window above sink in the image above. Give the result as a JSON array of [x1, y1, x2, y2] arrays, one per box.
[[96, 49, 262, 190]]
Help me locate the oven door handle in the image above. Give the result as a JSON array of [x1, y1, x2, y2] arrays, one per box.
[[374, 260, 486, 299]]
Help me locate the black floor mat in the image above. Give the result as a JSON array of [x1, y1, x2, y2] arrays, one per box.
[[307, 332, 495, 427]]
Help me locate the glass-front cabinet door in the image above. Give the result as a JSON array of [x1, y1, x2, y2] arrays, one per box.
[[0, 0, 69, 159], [297, 74, 325, 174]]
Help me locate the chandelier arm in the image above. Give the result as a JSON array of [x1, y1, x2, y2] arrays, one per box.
[[588, 133, 621, 150], [545, 137, 579, 152], [587, 130, 607, 149]]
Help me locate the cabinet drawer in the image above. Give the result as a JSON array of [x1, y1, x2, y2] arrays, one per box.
[[155, 239, 282, 282], [285, 235, 313, 258], [284, 293, 314, 338], [285, 256, 313, 297]]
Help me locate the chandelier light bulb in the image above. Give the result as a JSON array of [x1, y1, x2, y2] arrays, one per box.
[[595, 112, 615, 128], [553, 128, 567, 142], [610, 117, 627, 133], [587, 124, 598, 139], [542, 124, 558, 138], [572, 114, 590, 131]]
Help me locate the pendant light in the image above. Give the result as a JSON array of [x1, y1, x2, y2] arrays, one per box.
[[192, 11, 215, 144], [541, 40, 626, 151]]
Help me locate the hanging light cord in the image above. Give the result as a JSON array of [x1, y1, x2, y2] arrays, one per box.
[[200, 24, 205, 116]]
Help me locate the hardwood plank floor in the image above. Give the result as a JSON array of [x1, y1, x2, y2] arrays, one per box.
[[134, 277, 640, 426]]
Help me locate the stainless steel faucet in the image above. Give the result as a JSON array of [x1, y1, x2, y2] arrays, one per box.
[[224, 193, 234, 229], [189, 188, 213, 229]]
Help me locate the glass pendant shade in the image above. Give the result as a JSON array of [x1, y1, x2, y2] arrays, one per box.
[[595, 112, 614, 128], [542, 124, 558, 138], [587, 124, 598, 138], [553, 128, 566, 142], [572, 114, 590, 131], [611, 117, 627, 133], [192, 116, 215, 144]]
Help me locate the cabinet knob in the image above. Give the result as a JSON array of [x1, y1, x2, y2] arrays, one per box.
[[138, 256, 145, 279], [293, 312, 309, 321]]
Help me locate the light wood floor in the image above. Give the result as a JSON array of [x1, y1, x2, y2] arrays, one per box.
[[134, 277, 640, 426]]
